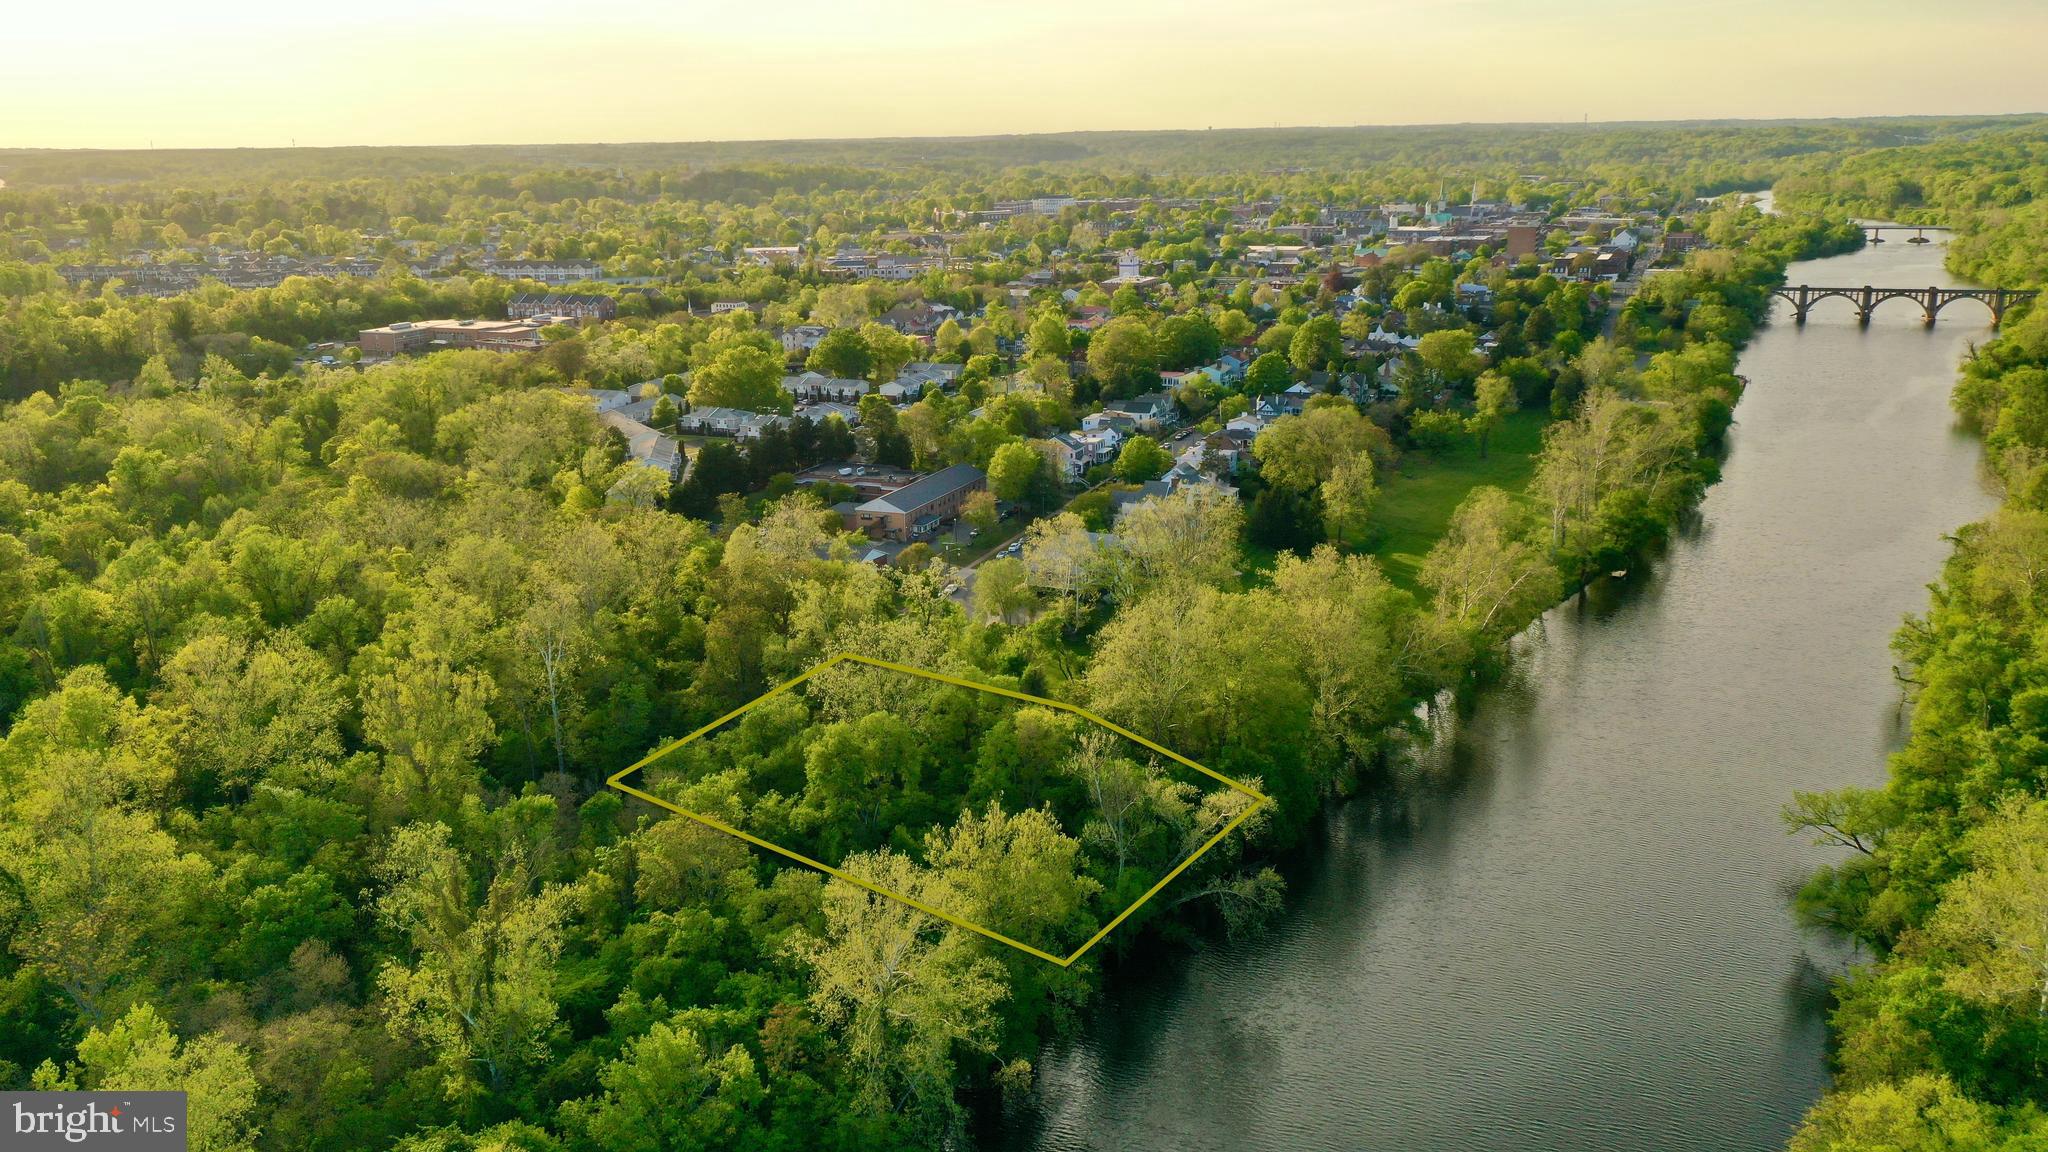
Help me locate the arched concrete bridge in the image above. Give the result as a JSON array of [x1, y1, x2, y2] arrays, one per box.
[[1770, 284, 2037, 327]]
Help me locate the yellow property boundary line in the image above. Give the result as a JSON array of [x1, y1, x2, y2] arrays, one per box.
[[606, 652, 1272, 967]]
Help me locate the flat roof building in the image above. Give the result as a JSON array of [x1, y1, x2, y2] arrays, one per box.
[[358, 318, 549, 357]]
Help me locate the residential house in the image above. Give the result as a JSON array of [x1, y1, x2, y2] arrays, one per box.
[[877, 300, 958, 337], [682, 406, 789, 439], [1044, 434, 1088, 483], [783, 372, 871, 402], [1067, 304, 1111, 331], [1082, 410, 1138, 437], [1109, 481, 1175, 524], [1103, 392, 1175, 434], [890, 361, 961, 398], [780, 325, 830, 355], [598, 410, 685, 482], [742, 246, 801, 266], [805, 401, 862, 427]]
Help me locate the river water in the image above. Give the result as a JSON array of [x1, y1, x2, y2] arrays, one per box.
[[1010, 233, 1998, 1151]]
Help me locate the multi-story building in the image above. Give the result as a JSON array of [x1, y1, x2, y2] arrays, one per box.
[[483, 259, 603, 284], [847, 464, 987, 541], [507, 292, 617, 322]]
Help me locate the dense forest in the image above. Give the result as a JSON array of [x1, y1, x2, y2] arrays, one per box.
[[1777, 117, 2048, 286], [0, 127, 1878, 1150], [1778, 129, 2048, 1148]]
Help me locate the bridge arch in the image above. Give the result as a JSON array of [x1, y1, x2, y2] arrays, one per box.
[[1926, 292, 2007, 324], [1770, 287, 1861, 322]]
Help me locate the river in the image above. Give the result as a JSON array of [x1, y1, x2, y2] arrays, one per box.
[[1008, 230, 1998, 1150]]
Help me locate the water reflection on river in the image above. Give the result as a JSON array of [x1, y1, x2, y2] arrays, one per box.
[[1011, 233, 1997, 1151]]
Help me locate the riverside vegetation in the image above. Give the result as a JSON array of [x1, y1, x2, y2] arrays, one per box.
[[1774, 120, 2048, 1150], [0, 127, 1874, 1151]]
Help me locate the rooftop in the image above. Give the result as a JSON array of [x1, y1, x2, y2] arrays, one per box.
[[855, 464, 985, 515]]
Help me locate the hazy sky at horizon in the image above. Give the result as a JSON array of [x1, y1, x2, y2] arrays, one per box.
[[5, 0, 2046, 149]]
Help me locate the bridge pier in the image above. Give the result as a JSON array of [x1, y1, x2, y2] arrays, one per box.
[[1923, 287, 1939, 327], [1857, 286, 1875, 326]]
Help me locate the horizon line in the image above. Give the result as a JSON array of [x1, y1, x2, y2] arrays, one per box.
[[3, 110, 2044, 158]]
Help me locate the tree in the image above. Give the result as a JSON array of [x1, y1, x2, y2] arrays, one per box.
[[969, 557, 1035, 625], [1086, 316, 1158, 396], [806, 327, 873, 380], [1247, 482, 1322, 554], [375, 821, 572, 1097], [360, 656, 495, 820], [649, 393, 679, 429], [1021, 512, 1105, 605], [858, 322, 920, 384], [1287, 314, 1341, 374], [36, 1003, 260, 1152], [798, 714, 929, 852], [562, 1019, 764, 1152], [1923, 797, 2048, 1015], [1113, 484, 1244, 592], [960, 489, 1001, 538], [1252, 404, 1388, 493], [1114, 436, 1173, 482], [1245, 351, 1292, 394], [1408, 408, 1467, 455], [516, 581, 587, 777], [1418, 486, 1559, 645], [1027, 311, 1071, 360], [1156, 312, 1222, 371], [1414, 329, 1483, 392], [690, 345, 790, 414], [1261, 547, 1405, 787], [986, 441, 1044, 505], [1788, 1075, 2011, 1152], [856, 395, 911, 467], [933, 318, 966, 361], [924, 803, 1099, 953], [1471, 369, 1518, 459], [1320, 452, 1377, 545], [789, 851, 1006, 1137], [0, 670, 210, 1021], [810, 283, 873, 328]]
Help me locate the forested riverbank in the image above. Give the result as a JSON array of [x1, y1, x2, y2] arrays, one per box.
[[1774, 124, 2048, 1148], [0, 136, 1863, 1151]]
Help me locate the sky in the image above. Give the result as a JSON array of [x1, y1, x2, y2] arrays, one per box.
[[4, 0, 2046, 149]]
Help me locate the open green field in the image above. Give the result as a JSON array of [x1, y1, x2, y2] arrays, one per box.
[[1367, 408, 1551, 593]]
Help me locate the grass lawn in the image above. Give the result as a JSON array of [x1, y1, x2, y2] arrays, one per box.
[[1366, 408, 1551, 593]]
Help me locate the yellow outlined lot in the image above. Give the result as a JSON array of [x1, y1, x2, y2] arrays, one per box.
[[607, 653, 1271, 966]]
